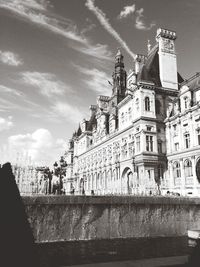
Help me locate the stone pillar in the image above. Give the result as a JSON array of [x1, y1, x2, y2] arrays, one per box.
[[180, 159, 185, 196], [192, 156, 198, 195]]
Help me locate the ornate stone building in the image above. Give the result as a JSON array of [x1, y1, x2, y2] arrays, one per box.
[[63, 28, 200, 196]]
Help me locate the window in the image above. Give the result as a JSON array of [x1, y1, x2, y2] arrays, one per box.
[[158, 140, 162, 153], [128, 107, 132, 121], [184, 133, 190, 148], [135, 98, 139, 110], [121, 112, 124, 124], [184, 97, 188, 109], [158, 164, 164, 179], [173, 162, 181, 179], [155, 99, 161, 114], [147, 126, 152, 131], [184, 159, 193, 177], [145, 97, 150, 111], [173, 124, 177, 136], [197, 129, 200, 145], [175, 142, 179, 151], [146, 135, 153, 151], [136, 136, 140, 152]]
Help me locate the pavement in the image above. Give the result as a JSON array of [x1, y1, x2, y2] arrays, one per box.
[[61, 255, 188, 267]]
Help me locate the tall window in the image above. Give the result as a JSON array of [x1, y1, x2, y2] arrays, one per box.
[[146, 135, 153, 151], [121, 112, 124, 124], [184, 133, 190, 148], [158, 140, 162, 153], [173, 162, 181, 179], [197, 129, 200, 145], [158, 164, 164, 179], [136, 98, 139, 110], [184, 97, 188, 109], [184, 159, 193, 177], [136, 136, 140, 152], [145, 97, 150, 111], [128, 107, 132, 121]]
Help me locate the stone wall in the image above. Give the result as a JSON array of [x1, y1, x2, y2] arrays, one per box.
[[23, 196, 200, 243]]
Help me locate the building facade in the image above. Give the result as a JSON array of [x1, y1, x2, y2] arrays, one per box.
[[63, 28, 200, 196]]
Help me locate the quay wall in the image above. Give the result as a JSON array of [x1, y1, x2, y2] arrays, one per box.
[[23, 195, 200, 243]]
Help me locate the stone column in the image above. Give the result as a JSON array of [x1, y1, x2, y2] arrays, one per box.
[[192, 156, 198, 195], [180, 159, 185, 196]]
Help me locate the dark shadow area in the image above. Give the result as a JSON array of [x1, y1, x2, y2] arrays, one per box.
[[186, 239, 200, 266], [0, 163, 39, 267]]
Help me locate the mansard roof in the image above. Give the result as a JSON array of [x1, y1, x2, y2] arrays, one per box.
[[87, 111, 97, 131], [137, 45, 184, 87], [184, 73, 200, 91]]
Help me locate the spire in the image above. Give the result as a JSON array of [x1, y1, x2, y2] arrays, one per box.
[[115, 48, 124, 68]]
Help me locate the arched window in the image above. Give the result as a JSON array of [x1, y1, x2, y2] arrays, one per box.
[[173, 162, 181, 178], [145, 97, 150, 111], [155, 99, 161, 114], [184, 159, 193, 177]]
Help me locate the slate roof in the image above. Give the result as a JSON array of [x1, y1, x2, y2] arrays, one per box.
[[137, 45, 184, 87]]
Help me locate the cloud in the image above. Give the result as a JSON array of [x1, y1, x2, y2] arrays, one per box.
[[118, 4, 135, 19], [85, 0, 136, 60], [0, 0, 87, 44], [0, 116, 13, 132], [0, 50, 23, 66], [75, 43, 113, 61], [0, 85, 23, 96], [0, 0, 113, 61], [135, 8, 155, 30], [75, 65, 111, 96], [21, 72, 70, 97], [7, 128, 66, 165], [52, 102, 85, 124]]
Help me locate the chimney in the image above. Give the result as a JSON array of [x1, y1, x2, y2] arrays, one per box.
[[156, 28, 178, 90]]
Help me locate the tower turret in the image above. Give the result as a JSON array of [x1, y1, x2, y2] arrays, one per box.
[[111, 48, 127, 105]]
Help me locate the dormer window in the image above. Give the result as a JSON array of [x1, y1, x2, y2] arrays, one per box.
[[145, 97, 150, 111]]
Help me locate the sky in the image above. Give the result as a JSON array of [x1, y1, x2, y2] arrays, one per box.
[[0, 0, 200, 166]]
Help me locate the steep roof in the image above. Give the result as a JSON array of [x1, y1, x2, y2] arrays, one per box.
[[137, 45, 184, 87], [184, 73, 200, 90]]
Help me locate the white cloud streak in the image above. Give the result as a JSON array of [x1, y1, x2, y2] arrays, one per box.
[[0, 0, 87, 44], [75, 65, 111, 96], [85, 0, 136, 60], [0, 50, 23, 66], [118, 4, 135, 19], [21, 72, 70, 97], [0, 0, 112, 61], [0, 85, 23, 96], [52, 102, 85, 124]]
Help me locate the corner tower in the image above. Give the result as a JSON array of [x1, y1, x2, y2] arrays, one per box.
[[111, 48, 127, 105], [156, 28, 178, 90]]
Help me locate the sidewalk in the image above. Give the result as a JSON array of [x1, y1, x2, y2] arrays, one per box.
[[62, 255, 188, 267]]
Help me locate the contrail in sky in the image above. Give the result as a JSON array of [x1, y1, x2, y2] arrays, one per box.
[[85, 0, 136, 60]]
